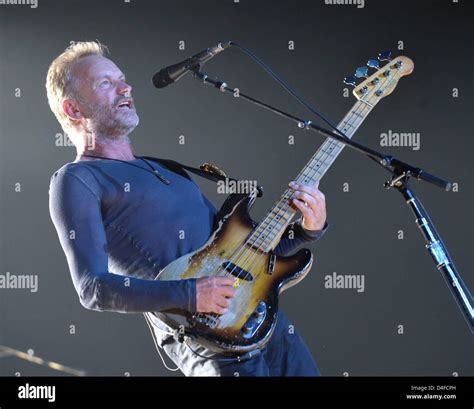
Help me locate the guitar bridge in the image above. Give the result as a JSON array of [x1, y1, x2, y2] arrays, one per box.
[[193, 313, 220, 329]]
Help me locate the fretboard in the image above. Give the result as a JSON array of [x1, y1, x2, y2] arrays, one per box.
[[247, 99, 375, 252]]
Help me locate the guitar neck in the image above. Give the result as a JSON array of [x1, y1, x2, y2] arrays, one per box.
[[294, 99, 374, 186], [248, 99, 375, 252]]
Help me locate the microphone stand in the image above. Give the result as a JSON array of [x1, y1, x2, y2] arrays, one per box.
[[192, 70, 474, 333]]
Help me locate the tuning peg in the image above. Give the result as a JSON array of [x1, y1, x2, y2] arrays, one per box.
[[378, 51, 392, 61], [367, 59, 380, 69], [343, 76, 357, 87], [354, 66, 369, 78]]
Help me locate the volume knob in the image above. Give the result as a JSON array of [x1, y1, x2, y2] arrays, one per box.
[[242, 323, 253, 334], [254, 302, 266, 318]]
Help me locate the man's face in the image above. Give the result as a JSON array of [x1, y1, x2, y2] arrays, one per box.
[[70, 54, 139, 138]]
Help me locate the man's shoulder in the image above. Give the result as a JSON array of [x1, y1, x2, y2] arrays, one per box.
[[50, 160, 95, 178], [49, 161, 103, 203], [49, 161, 98, 188]]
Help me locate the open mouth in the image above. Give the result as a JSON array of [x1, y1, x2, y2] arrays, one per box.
[[116, 99, 134, 110]]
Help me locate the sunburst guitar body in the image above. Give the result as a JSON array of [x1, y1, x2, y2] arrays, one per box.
[[151, 191, 313, 353]]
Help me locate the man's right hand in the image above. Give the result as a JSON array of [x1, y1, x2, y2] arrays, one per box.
[[196, 276, 236, 314]]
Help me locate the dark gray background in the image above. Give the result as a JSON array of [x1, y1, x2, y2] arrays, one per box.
[[0, 0, 472, 376]]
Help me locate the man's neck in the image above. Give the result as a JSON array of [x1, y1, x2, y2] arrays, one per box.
[[75, 134, 136, 162]]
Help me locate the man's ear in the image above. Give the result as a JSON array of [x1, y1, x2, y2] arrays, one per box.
[[62, 99, 83, 121]]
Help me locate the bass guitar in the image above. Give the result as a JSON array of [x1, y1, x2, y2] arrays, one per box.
[[149, 53, 414, 353]]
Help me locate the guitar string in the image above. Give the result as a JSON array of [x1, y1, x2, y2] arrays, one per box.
[[195, 97, 374, 326], [228, 103, 371, 278], [224, 70, 402, 289], [228, 71, 401, 285], [194, 69, 401, 326], [194, 100, 372, 326], [194, 90, 377, 326]]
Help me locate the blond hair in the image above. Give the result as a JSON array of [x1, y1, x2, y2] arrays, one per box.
[[45, 41, 108, 134]]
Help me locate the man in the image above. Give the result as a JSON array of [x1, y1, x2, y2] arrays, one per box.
[[46, 41, 328, 376]]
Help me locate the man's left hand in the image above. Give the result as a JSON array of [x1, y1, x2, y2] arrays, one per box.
[[288, 181, 327, 232]]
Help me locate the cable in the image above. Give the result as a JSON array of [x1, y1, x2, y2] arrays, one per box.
[[230, 41, 350, 140], [229, 41, 383, 167], [184, 339, 261, 363], [143, 313, 180, 372]]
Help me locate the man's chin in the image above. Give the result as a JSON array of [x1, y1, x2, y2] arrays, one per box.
[[115, 113, 140, 134], [95, 117, 139, 139]]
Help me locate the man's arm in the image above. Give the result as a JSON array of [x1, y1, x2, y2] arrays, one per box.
[[49, 168, 197, 314], [198, 181, 328, 257], [274, 219, 328, 256], [274, 181, 328, 256]]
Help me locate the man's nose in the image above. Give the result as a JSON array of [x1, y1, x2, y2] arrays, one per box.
[[118, 81, 132, 96]]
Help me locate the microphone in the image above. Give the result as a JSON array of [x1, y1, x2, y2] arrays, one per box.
[[152, 41, 232, 89]]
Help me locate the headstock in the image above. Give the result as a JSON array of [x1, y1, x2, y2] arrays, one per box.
[[344, 51, 414, 105]]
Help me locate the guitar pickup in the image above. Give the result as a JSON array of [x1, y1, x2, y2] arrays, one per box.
[[221, 261, 253, 281]]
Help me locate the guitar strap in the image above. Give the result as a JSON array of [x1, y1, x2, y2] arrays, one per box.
[[138, 155, 235, 183], [138, 155, 263, 196]]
